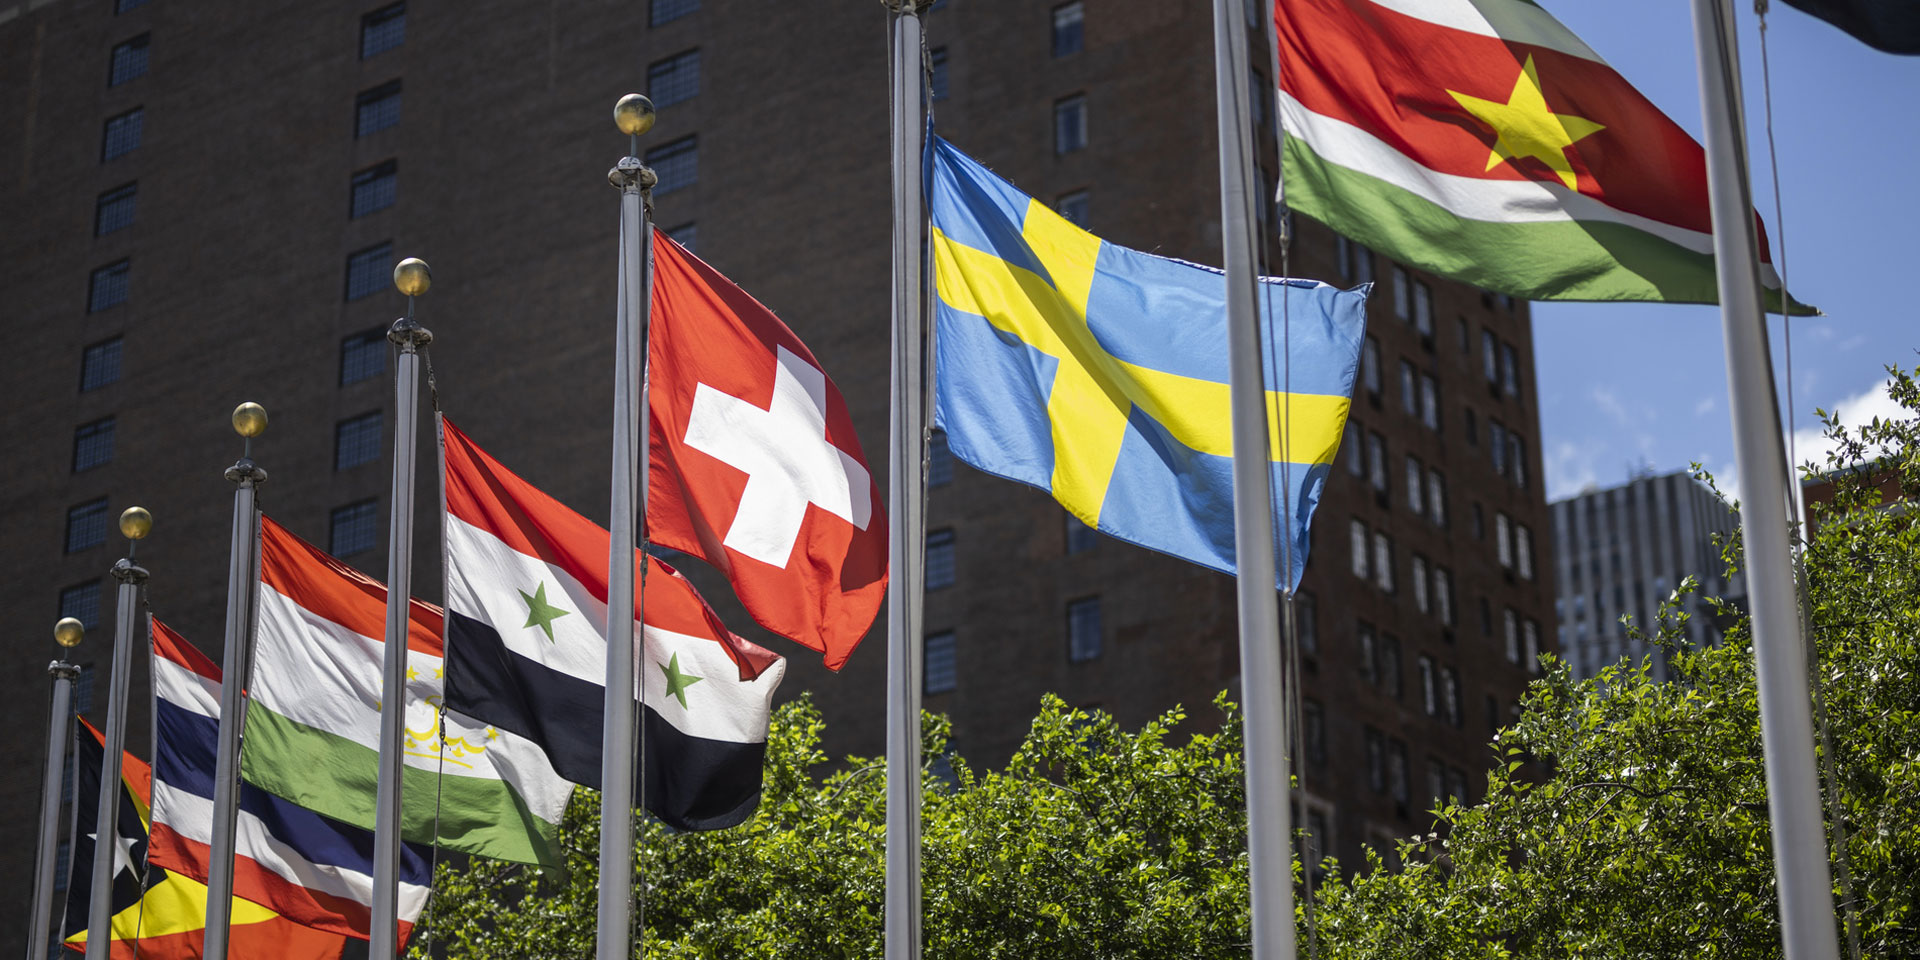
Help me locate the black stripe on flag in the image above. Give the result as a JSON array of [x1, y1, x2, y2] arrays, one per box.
[[444, 610, 767, 831]]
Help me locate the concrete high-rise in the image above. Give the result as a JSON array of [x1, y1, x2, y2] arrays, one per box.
[[1, 0, 1555, 947], [1549, 470, 1741, 680]]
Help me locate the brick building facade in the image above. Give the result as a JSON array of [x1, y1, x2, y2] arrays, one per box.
[[0, 0, 1555, 947]]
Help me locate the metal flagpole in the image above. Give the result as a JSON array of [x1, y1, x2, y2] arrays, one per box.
[[884, 4, 928, 959], [202, 402, 269, 960], [1212, 1, 1298, 959], [601, 93, 657, 960], [370, 258, 434, 959], [29, 620, 85, 960], [1688, 3, 1840, 959], [85, 507, 151, 960]]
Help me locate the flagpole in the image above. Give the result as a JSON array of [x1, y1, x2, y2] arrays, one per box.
[[885, 4, 928, 959], [370, 259, 434, 960], [1688, 3, 1840, 959], [201, 402, 269, 960], [84, 508, 151, 960], [28, 621, 84, 960], [602, 93, 657, 960], [1212, 1, 1298, 958]]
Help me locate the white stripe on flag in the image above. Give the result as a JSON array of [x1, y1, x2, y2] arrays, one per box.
[[1359, 0, 1606, 64]]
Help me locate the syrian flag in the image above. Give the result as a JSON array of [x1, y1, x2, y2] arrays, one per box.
[[648, 231, 887, 670], [240, 516, 574, 866], [146, 619, 431, 943], [442, 418, 787, 830]]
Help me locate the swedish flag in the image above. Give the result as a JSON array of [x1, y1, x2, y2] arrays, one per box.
[[930, 138, 1369, 589]]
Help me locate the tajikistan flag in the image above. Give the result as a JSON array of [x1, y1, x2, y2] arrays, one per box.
[[241, 516, 573, 866], [1276, 0, 1811, 311], [441, 418, 786, 832]]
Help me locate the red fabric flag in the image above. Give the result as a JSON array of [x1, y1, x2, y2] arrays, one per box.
[[647, 232, 887, 670]]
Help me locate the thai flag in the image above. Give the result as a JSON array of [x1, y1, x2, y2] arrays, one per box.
[[146, 618, 432, 943]]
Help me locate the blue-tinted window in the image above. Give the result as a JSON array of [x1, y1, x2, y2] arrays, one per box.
[[1056, 189, 1089, 227], [1052, 2, 1083, 57], [1065, 513, 1098, 554], [66, 499, 110, 553], [1054, 94, 1087, 154], [335, 412, 383, 470], [340, 327, 387, 385], [665, 222, 698, 253], [355, 81, 402, 137], [81, 338, 123, 392], [928, 429, 953, 486], [330, 500, 380, 556], [73, 418, 115, 472], [116, 0, 151, 12], [1068, 596, 1102, 662], [360, 3, 405, 58], [108, 35, 149, 86], [648, 50, 700, 107], [924, 631, 957, 694], [929, 47, 949, 100], [926, 529, 956, 590], [344, 242, 393, 301], [101, 108, 144, 161], [646, 136, 698, 194], [350, 160, 398, 218], [95, 183, 137, 236], [89, 260, 130, 312], [650, 0, 698, 27], [59, 581, 103, 632]]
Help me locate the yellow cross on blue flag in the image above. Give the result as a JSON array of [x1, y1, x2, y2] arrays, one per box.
[[930, 137, 1370, 589]]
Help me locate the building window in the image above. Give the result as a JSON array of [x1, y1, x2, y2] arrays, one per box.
[[1433, 566, 1454, 626], [928, 428, 953, 486], [340, 327, 387, 385], [80, 338, 124, 392], [1391, 266, 1409, 321], [1372, 531, 1394, 593], [1427, 469, 1447, 527], [1442, 667, 1461, 726], [1515, 523, 1535, 580], [330, 500, 380, 557], [1420, 374, 1440, 431], [73, 417, 116, 472], [1504, 607, 1521, 663], [1297, 591, 1318, 660], [1404, 456, 1424, 514], [1361, 337, 1381, 397], [61, 581, 103, 632], [1509, 433, 1528, 488], [360, 3, 406, 58], [647, 136, 699, 194], [66, 499, 111, 553], [651, 0, 699, 27], [1357, 621, 1378, 686], [1398, 361, 1416, 415], [1489, 420, 1508, 475], [1382, 631, 1402, 694], [350, 160, 398, 218], [1388, 739, 1410, 816], [1343, 421, 1363, 477], [1056, 189, 1089, 227], [1524, 619, 1542, 675], [1054, 94, 1087, 154], [926, 528, 956, 589], [108, 34, 150, 86], [1413, 281, 1433, 337], [1303, 699, 1325, 768], [95, 183, 138, 236], [1428, 757, 1447, 811], [1411, 554, 1430, 614], [928, 47, 949, 100], [1365, 726, 1385, 792], [101, 108, 144, 161], [925, 631, 957, 694], [1366, 432, 1387, 494], [1065, 513, 1099, 554], [1067, 596, 1102, 662], [88, 260, 131, 313], [1051, 1, 1084, 56], [335, 412, 383, 471], [665, 222, 698, 253], [1501, 342, 1520, 397], [1349, 520, 1369, 580], [1482, 329, 1499, 383], [1339, 236, 1374, 285], [1418, 654, 1436, 716], [344, 242, 393, 301], [1495, 511, 1513, 568], [1472, 502, 1485, 539], [115, 0, 150, 12], [648, 49, 701, 107], [355, 81, 403, 137]]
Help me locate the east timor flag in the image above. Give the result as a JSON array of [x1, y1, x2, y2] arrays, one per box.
[[1276, 0, 1813, 311]]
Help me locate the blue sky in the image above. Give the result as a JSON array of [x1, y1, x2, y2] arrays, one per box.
[[1529, 2, 1920, 503]]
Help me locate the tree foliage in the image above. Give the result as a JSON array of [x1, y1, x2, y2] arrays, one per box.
[[415, 366, 1920, 958]]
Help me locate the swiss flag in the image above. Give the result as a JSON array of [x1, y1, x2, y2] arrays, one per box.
[[647, 231, 886, 670]]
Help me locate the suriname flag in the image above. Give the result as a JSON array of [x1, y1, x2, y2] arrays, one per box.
[[1276, 0, 1812, 312]]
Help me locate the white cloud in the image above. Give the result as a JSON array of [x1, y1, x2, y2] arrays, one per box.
[[1693, 395, 1716, 417], [1788, 377, 1907, 474], [1546, 439, 1601, 502]]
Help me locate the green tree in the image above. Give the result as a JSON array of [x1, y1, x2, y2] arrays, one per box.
[[415, 366, 1920, 959]]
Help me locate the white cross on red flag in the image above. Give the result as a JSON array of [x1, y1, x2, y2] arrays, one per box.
[[647, 231, 887, 670]]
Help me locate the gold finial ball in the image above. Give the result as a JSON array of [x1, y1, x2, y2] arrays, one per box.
[[119, 506, 153, 541], [614, 94, 655, 137], [53, 617, 84, 649], [393, 258, 432, 297], [232, 402, 268, 439]]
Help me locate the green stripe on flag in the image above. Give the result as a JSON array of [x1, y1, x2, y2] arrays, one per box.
[[240, 705, 564, 866], [1284, 134, 1817, 314]]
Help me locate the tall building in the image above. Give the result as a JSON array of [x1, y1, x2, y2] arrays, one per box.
[[1549, 470, 1741, 680], [0, 0, 1554, 945]]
